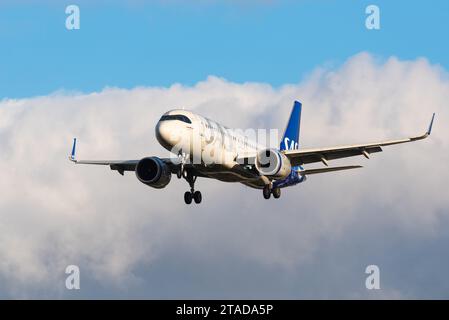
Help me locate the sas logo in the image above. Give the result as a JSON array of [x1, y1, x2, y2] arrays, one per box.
[[283, 137, 298, 150]]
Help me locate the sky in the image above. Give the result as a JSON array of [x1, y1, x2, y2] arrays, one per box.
[[0, 1, 449, 299], [1, 0, 449, 98]]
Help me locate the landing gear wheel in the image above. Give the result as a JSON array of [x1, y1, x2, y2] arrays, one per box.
[[183, 170, 202, 204], [263, 186, 271, 199], [184, 191, 193, 204], [177, 168, 182, 179], [193, 191, 202, 204], [272, 187, 281, 199]]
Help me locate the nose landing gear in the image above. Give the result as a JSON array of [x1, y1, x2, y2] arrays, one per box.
[[183, 170, 202, 204], [177, 152, 188, 179]]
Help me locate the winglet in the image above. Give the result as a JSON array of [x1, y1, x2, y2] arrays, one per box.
[[427, 113, 435, 136], [69, 138, 77, 162]]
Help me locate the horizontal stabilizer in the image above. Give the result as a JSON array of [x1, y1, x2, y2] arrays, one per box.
[[299, 165, 363, 175]]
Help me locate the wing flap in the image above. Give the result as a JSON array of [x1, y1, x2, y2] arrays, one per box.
[[300, 165, 363, 175], [291, 146, 382, 165]]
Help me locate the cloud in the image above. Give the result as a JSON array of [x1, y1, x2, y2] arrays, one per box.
[[0, 52, 448, 298]]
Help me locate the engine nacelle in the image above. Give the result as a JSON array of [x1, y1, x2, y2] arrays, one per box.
[[135, 157, 171, 189], [255, 148, 292, 179]]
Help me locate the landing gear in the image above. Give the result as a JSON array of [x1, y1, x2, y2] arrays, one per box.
[[193, 191, 202, 204], [263, 185, 271, 199], [272, 187, 281, 199], [184, 190, 202, 204], [262, 185, 281, 199], [183, 170, 202, 205], [177, 152, 187, 179], [184, 191, 193, 204]]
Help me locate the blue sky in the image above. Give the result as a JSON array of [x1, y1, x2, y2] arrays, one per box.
[[1, 0, 448, 98]]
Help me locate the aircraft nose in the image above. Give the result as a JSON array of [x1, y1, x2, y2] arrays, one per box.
[[156, 120, 180, 150]]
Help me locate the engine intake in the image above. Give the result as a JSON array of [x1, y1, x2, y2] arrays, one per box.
[[135, 157, 171, 189], [255, 149, 291, 179]]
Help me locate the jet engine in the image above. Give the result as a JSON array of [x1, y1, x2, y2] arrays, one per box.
[[135, 157, 171, 189], [255, 149, 291, 179]]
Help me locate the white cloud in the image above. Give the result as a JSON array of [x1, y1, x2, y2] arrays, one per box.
[[0, 52, 448, 298]]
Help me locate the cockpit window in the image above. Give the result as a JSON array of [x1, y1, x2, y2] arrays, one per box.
[[159, 114, 192, 124]]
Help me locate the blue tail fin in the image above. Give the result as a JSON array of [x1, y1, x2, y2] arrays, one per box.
[[280, 101, 302, 151]]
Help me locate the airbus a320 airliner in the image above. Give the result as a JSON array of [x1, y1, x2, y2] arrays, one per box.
[[70, 101, 435, 204]]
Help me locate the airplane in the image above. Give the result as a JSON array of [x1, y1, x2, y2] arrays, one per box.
[[69, 101, 435, 204]]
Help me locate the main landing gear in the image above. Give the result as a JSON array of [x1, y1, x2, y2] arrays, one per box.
[[183, 170, 202, 205], [263, 185, 281, 200]]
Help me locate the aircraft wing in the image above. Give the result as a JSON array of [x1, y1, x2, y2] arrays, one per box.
[[284, 113, 435, 167], [68, 138, 179, 175]]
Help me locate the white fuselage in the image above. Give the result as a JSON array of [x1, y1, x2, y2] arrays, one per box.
[[156, 110, 270, 188], [156, 109, 265, 168]]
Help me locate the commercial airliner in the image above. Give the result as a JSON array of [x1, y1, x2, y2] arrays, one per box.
[[70, 101, 435, 204]]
